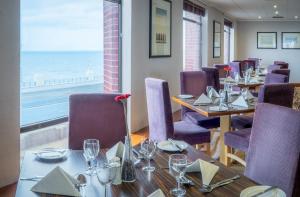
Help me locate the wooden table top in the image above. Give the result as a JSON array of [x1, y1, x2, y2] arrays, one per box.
[[16, 146, 257, 197], [172, 96, 255, 117]]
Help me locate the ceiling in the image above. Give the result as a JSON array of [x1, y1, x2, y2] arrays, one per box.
[[200, 0, 300, 21]]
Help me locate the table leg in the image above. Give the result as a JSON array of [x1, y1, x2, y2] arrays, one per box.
[[219, 115, 231, 165]]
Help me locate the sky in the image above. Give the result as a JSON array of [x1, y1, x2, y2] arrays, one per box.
[[21, 0, 103, 51]]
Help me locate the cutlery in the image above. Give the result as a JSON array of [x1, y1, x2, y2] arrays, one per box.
[[199, 175, 240, 193], [133, 148, 144, 159], [180, 176, 195, 186], [34, 149, 67, 154], [20, 176, 43, 181], [251, 186, 277, 197], [167, 138, 183, 152], [75, 174, 87, 194]]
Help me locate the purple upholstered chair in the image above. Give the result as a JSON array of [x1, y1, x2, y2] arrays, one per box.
[[214, 64, 229, 78], [265, 73, 288, 84], [245, 103, 300, 197], [248, 58, 259, 68], [271, 69, 290, 82], [274, 61, 289, 69], [241, 60, 256, 72], [229, 61, 240, 78], [145, 78, 210, 146], [69, 93, 127, 150], [267, 64, 281, 73], [180, 71, 220, 129], [227, 84, 295, 155], [202, 67, 221, 91]]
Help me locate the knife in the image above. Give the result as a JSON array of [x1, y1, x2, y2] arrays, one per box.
[[251, 186, 277, 197], [168, 138, 183, 152]]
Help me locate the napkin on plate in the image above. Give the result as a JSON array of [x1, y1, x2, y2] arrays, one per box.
[[31, 166, 81, 197], [232, 96, 248, 108], [193, 94, 212, 105], [106, 141, 124, 161], [185, 159, 219, 185], [210, 88, 220, 98], [147, 189, 165, 197]]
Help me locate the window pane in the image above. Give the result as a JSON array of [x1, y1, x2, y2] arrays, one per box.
[[183, 11, 202, 71], [20, 0, 121, 126]]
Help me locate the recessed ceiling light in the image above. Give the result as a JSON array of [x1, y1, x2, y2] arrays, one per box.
[[273, 5, 277, 9], [258, 16, 262, 19], [275, 10, 279, 15], [295, 16, 299, 19]]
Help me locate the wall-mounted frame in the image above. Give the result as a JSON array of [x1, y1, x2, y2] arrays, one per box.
[[282, 32, 300, 49], [257, 32, 277, 49], [149, 0, 172, 58], [213, 20, 221, 58]]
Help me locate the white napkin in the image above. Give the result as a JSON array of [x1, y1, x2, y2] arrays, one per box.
[[31, 166, 81, 197], [226, 76, 235, 82], [249, 78, 259, 83], [193, 94, 212, 105], [106, 141, 124, 161], [210, 88, 220, 98], [186, 159, 219, 185], [147, 189, 165, 197], [232, 96, 248, 108], [246, 90, 255, 100]]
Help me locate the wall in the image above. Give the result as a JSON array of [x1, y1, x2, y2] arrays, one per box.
[[237, 21, 300, 82], [0, 0, 20, 187]]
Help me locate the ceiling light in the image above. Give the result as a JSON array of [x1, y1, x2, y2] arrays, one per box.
[[275, 10, 279, 15], [258, 16, 262, 19], [273, 5, 277, 9], [295, 16, 299, 19]]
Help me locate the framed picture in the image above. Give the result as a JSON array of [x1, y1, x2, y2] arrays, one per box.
[[257, 32, 277, 49], [149, 0, 172, 58], [213, 21, 221, 58], [282, 32, 300, 49]]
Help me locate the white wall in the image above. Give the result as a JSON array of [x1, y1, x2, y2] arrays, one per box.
[[0, 0, 20, 187], [237, 21, 300, 82]]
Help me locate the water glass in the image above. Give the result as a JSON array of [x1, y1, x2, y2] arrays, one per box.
[[83, 139, 100, 175], [141, 139, 157, 172], [169, 154, 188, 196], [241, 88, 248, 99], [96, 163, 117, 197]]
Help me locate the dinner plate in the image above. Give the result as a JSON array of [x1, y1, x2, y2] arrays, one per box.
[[157, 140, 188, 152], [178, 94, 193, 99], [240, 186, 286, 197], [35, 148, 68, 161]]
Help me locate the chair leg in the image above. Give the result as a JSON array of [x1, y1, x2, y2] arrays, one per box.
[[205, 143, 211, 156], [195, 144, 200, 150]]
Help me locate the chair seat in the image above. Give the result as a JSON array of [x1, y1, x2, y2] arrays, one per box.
[[173, 121, 210, 145], [224, 128, 251, 152], [231, 115, 253, 129], [184, 112, 220, 129]]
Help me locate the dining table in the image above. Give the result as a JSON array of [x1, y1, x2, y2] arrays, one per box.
[[172, 96, 256, 166], [219, 77, 265, 90], [16, 145, 258, 197]]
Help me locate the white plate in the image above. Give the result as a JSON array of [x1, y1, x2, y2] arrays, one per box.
[[240, 186, 286, 197], [35, 148, 68, 161], [178, 94, 193, 99], [157, 140, 188, 152]]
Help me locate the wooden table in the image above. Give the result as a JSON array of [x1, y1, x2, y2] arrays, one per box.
[[172, 96, 256, 165], [16, 147, 257, 197]]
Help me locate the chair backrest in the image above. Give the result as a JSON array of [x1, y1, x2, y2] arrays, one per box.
[[248, 58, 259, 68], [202, 67, 220, 91], [274, 61, 289, 69], [267, 64, 282, 73], [258, 84, 295, 108], [265, 73, 288, 84], [229, 61, 241, 77], [145, 78, 174, 142], [271, 69, 290, 82], [214, 64, 229, 78], [69, 93, 127, 150], [245, 103, 300, 197], [241, 60, 256, 71]]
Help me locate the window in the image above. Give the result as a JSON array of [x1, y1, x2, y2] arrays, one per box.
[[183, 1, 205, 71], [20, 0, 121, 129], [224, 19, 234, 63]]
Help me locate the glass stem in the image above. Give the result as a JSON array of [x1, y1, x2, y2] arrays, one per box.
[[177, 178, 181, 190], [104, 184, 107, 197], [148, 158, 151, 168]]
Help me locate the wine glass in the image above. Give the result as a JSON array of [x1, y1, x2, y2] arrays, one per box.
[[206, 86, 213, 98], [241, 88, 248, 99], [83, 139, 100, 175], [96, 162, 117, 197], [141, 139, 157, 172], [169, 154, 188, 196]]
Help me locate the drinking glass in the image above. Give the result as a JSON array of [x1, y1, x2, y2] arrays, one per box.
[[96, 163, 117, 197], [206, 86, 213, 98], [169, 154, 188, 196], [83, 139, 100, 175], [141, 139, 157, 172], [241, 88, 248, 99]]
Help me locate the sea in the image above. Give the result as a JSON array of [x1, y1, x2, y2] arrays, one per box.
[[21, 51, 104, 126]]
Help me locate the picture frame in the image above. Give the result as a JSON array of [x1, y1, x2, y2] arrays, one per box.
[[257, 32, 277, 49], [282, 32, 300, 49], [213, 21, 221, 58], [149, 0, 172, 58]]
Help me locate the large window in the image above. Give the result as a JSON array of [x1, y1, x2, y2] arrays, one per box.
[[224, 19, 234, 63], [20, 0, 121, 128], [183, 1, 205, 71]]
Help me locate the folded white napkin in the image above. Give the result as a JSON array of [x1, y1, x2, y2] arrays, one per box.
[[210, 88, 220, 98], [186, 159, 219, 185], [194, 94, 212, 105], [147, 189, 165, 197], [106, 141, 124, 161], [31, 166, 81, 197], [226, 76, 235, 83], [232, 96, 248, 108], [246, 90, 255, 100]]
